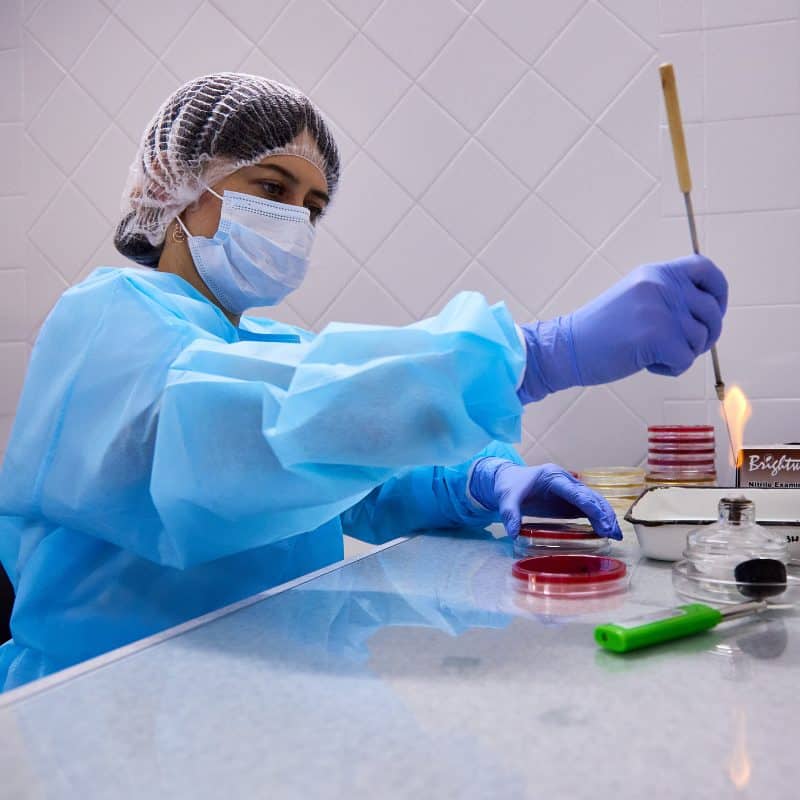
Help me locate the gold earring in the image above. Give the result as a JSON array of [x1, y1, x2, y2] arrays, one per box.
[[172, 222, 186, 243]]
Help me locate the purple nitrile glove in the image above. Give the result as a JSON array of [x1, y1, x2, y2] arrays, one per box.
[[517, 255, 728, 403], [469, 457, 622, 540]]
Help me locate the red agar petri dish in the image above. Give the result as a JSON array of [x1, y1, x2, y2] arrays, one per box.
[[514, 523, 611, 557], [511, 555, 628, 598]]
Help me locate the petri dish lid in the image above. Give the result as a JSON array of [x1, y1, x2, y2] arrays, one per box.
[[648, 425, 714, 435], [519, 523, 599, 540], [514, 523, 611, 557], [511, 555, 628, 597], [649, 428, 714, 443]]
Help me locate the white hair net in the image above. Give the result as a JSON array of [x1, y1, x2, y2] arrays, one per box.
[[114, 72, 340, 267]]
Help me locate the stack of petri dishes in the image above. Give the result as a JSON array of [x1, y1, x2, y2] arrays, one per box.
[[580, 467, 646, 517], [646, 425, 717, 488]]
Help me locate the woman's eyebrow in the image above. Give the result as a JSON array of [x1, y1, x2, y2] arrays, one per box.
[[253, 163, 329, 204]]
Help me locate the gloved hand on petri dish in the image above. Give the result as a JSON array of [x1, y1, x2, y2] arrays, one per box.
[[469, 458, 623, 541]]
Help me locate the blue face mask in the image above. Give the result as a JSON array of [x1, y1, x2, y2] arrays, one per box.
[[176, 187, 315, 315]]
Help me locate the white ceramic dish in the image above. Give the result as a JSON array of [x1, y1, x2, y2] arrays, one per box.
[[625, 486, 800, 562]]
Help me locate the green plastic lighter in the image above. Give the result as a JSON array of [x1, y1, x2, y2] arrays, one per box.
[[594, 601, 769, 653]]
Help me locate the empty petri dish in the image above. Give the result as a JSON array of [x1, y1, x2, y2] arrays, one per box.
[[511, 554, 628, 598], [514, 523, 611, 557]]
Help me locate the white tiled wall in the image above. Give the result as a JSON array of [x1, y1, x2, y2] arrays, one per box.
[[1, 0, 799, 478]]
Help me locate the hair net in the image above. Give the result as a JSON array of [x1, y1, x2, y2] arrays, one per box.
[[114, 72, 341, 267]]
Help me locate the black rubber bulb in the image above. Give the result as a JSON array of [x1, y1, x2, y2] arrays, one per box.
[[734, 558, 788, 600]]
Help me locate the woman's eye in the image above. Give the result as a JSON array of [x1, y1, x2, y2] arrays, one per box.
[[261, 181, 284, 197]]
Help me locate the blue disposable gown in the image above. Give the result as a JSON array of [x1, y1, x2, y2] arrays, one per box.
[[0, 267, 526, 691]]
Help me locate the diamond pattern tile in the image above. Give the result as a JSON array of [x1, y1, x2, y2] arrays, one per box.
[[598, 58, 659, 175], [29, 182, 108, 283], [600, 189, 698, 271], [238, 47, 292, 87], [115, 62, 180, 143], [26, 0, 107, 70], [538, 127, 654, 247], [327, 0, 382, 27], [536, 252, 620, 321], [72, 15, 154, 116], [3, 1, 799, 465], [365, 87, 467, 198], [73, 125, 136, 224], [114, 0, 200, 57], [422, 140, 527, 255], [478, 71, 588, 189], [537, 1, 652, 120], [0, 0, 22, 50], [420, 17, 526, 132], [477, 0, 586, 63], [22, 32, 62, 124], [289, 228, 360, 324], [0, 197, 26, 269], [319, 270, 414, 327], [323, 152, 412, 262], [0, 270, 26, 340], [523, 385, 584, 440], [314, 34, 410, 143], [367, 207, 470, 317], [437, 261, 532, 322], [0, 49, 23, 123], [478, 195, 590, 314], [28, 76, 108, 174], [260, 0, 354, 92], [0, 342, 29, 415], [602, 0, 658, 45], [0, 125, 24, 196], [163, 2, 252, 82], [540, 386, 646, 470], [364, 0, 466, 77], [209, 0, 289, 43]]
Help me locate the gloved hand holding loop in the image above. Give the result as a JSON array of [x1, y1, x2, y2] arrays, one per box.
[[517, 255, 728, 403]]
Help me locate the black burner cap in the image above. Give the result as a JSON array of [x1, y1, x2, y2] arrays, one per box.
[[734, 558, 787, 599]]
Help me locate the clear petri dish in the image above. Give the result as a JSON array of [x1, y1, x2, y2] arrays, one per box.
[[580, 466, 646, 487], [514, 523, 611, 557], [511, 554, 628, 598], [646, 469, 717, 484]]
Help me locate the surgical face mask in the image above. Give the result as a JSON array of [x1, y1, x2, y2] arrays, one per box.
[[176, 187, 315, 315]]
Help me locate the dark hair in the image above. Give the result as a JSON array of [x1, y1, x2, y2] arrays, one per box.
[[114, 73, 340, 267]]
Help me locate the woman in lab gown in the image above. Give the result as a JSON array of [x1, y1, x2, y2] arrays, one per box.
[[0, 73, 727, 691]]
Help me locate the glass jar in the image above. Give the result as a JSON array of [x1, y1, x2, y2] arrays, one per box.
[[672, 497, 791, 603]]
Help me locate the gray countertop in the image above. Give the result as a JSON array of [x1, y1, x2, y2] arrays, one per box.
[[1, 526, 798, 799]]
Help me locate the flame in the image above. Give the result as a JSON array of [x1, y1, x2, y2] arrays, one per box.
[[722, 385, 752, 468], [728, 708, 751, 790]]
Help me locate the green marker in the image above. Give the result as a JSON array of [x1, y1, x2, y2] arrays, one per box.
[[594, 601, 769, 653]]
